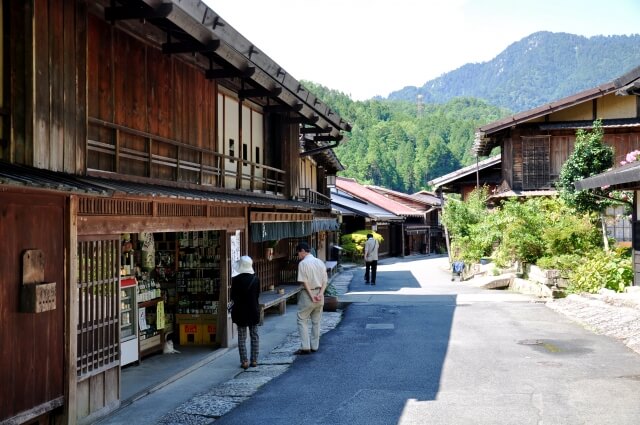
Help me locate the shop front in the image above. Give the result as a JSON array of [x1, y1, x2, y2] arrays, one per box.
[[74, 192, 247, 422]]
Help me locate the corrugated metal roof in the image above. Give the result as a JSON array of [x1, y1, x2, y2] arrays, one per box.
[[0, 162, 314, 209], [0, 163, 109, 194], [428, 155, 501, 188], [574, 161, 640, 191], [335, 178, 423, 217], [411, 190, 442, 205], [366, 185, 441, 207], [331, 189, 403, 221], [488, 189, 557, 199]]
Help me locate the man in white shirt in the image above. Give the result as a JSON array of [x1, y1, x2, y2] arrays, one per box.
[[295, 242, 328, 354], [364, 233, 379, 285]]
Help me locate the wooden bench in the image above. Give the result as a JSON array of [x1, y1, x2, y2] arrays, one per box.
[[258, 284, 302, 325], [325, 261, 338, 278]]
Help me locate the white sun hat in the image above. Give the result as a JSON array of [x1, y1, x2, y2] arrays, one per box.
[[234, 255, 255, 275]]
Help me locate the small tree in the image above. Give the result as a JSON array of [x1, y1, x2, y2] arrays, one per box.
[[556, 120, 634, 250], [556, 120, 613, 213], [340, 230, 383, 261]]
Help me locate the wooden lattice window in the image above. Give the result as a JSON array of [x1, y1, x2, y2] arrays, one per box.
[[77, 236, 120, 379], [522, 136, 551, 190]]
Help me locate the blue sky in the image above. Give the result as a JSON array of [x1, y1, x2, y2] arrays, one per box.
[[203, 0, 640, 101]]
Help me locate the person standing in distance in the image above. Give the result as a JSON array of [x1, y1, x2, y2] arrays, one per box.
[[294, 242, 327, 355], [230, 256, 261, 369], [364, 233, 379, 285]]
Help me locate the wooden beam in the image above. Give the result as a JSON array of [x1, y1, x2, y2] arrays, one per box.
[[286, 114, 319, 124], [78, 215, 246, 235], [238, 87, 282, 99], [314, 134, 343, 142], [206, 66, 255, 79], [162, 39, 220, 54], [300, 141, 340, 157], [263, 103, 303, 113], [300, 127, 329, 134], [105, 4, 172, 21]]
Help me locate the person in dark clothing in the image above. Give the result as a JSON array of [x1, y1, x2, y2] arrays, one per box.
[[230, 256, 261, 369]]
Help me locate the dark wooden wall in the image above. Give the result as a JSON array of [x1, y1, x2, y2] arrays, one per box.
[[87, 15, 216, 177], [7, 1, 87, 172], [0, 190, 65, 421], [504, 130, 640, 190]]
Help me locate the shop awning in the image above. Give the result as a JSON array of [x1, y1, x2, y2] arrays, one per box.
[[250, 221, 312, 242], [312, 218, 339, 232], [249, 211, 314, 242]]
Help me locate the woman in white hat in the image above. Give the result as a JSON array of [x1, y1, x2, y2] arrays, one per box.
[[230, 256, 261, 369]]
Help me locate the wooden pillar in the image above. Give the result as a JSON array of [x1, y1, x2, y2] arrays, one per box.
[[218, 231, 233, 347], [282, 115, 300, 199], [64, 196, 78, 425]]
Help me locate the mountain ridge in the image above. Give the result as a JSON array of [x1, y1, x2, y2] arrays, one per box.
[[387, 31, 640, 112]]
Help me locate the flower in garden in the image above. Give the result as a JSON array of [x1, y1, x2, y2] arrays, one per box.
[[620, 150, 640, 165]]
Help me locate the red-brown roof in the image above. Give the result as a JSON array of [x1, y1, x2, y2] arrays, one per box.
[[336, 178, 424, 217], [366, 185, 441, 210]]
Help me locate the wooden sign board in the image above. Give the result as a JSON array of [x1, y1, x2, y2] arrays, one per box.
[[22, 249, 45, 284], [20, 249, 57, 313], [21, 282, 57, 313]]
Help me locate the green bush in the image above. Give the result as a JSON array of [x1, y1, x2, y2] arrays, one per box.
[[444, 188, 499, 262], [492, 198, 545, 265], [340, 230, 383, 260], [567, 249, 632, 294], [540, 202, 602, 256], [536, 254, 583, 278]]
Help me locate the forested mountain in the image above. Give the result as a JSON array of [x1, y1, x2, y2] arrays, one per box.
[[388, 32, 640, 112], [304, 82, 508, 193]]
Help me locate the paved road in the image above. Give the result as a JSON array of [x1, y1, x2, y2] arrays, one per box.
[[214, 256, 640, 425]]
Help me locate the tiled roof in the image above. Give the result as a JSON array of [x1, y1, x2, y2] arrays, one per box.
[[335, 178, 423, 217]]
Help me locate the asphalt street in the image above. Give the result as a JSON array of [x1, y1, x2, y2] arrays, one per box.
[[213, 256, 640, 425]]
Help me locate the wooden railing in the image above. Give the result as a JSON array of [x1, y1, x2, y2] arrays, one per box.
[[299, 188, 331, 208], [87, 117, 286, 195]]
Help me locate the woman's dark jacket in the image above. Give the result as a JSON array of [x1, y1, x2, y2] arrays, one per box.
[[230, 273, 261, 326]]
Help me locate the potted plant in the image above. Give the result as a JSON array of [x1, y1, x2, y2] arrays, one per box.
[[323, 282, 339, 312], [265, 239, 279, 261]]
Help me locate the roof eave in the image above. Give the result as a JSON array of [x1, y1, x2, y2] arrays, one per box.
[[136, 0, 351, 136], [574, 163, 640, 191]]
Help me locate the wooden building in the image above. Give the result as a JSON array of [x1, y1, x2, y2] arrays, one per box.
[[472, 66, 640, 196], [573, 68, 640, 284], [365, 186, 443, 254], [0, 1, 349, 424], [331, 188, 405, 258], [334, 177, 429, 257]]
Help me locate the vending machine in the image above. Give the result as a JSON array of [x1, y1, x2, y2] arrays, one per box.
[[120, 277, 139, 366]]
